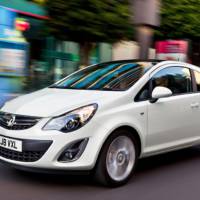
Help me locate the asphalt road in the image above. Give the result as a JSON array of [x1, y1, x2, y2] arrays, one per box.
[[0, 146, 200, 200]]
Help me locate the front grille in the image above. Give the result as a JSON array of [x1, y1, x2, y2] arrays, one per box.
[[0, 147, 44, 162], [0, 139, 52, 162], [0, 112, 41, 130]]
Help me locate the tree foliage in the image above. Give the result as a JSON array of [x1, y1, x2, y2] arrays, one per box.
[[46, 0, 133, 65], [157, 0, 200, 39], [46, 0, 133, 43]]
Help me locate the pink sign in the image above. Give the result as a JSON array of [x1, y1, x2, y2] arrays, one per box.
[[156, 40, 188, 54], [156, 40, 189, 62]]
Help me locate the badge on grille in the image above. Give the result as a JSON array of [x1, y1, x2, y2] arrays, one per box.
[[6, 115, 16, 127]]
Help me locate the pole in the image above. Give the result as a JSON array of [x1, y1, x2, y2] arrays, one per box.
[[131, 0, 160, 59], [136, 26, 153, 59]]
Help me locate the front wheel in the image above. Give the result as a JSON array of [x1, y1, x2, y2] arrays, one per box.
[[94, 130, 139, 187]]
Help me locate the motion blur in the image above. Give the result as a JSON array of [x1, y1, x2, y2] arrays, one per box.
[[0, 0, 199, 105]]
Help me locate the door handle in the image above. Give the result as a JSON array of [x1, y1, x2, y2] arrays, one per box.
[[190, 102, 199, 109]]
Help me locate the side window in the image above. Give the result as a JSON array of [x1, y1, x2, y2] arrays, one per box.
[[135, 82, 150, 102], [151, 67, 192, 95], [194, 70, 200, 91]]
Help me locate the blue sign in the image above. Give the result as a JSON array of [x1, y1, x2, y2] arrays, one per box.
[[0, 7, 16, 27], [0, 7, 16, 38]]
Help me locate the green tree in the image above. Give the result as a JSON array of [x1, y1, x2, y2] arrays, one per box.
[[157, 0, 200, 39], [46, 0, 133, 66]]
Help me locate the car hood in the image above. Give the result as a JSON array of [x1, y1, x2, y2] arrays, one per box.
[[1, 88, 122, 117]]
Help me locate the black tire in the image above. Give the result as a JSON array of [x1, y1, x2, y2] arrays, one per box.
[[93, 129, 139, 187]]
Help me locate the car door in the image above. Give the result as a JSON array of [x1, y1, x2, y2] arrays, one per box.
[[146, 65, 200, 153]]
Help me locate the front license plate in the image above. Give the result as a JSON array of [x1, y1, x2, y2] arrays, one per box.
[[0, 136, 22, 152]]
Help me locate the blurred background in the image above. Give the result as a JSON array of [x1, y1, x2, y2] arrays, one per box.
[[0, 0, 199, 105]]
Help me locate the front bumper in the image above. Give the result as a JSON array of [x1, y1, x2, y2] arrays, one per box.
[[0, 159, 91, 175], [0, 137, 52, 162], [0, 117, 104, 171]]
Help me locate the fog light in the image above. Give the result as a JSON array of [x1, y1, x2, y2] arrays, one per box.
[[58, 138, 88, 162]]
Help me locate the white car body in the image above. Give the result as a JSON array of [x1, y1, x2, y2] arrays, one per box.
[[0, 60, 200, 175]]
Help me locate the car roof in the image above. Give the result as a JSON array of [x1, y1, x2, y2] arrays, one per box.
[[100, 59, 165, 65], [99, 59, 195, 71], [103, 59, 200, 69], [88, 59, 200, 75]]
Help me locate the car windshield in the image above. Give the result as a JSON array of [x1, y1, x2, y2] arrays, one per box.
[[50, 61, 157, 91]]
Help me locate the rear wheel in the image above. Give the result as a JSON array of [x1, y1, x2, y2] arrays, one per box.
[[94, 129, 139, 187]]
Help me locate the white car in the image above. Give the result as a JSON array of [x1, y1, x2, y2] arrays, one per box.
[[0, 60, 200, 186]]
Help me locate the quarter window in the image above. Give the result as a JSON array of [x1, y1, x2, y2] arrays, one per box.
[[151, 67, 192, 95], [135, 82, 150, 101]]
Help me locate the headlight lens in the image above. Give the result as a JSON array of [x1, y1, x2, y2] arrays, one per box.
[[43, 104, 98, 132]]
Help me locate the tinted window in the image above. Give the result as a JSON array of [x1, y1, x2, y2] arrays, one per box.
[[135, 82, 150, 101], [152, 67, 192, 95], [50, 61, 157, 91], [194, 70, 200, 91]]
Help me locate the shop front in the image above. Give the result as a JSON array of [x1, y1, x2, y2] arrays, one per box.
[[0, 1, 113, 93], [0, 6, 29, 101], [0, 1, 48, 93]]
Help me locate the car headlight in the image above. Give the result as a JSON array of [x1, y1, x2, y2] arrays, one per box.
[[43, 104, 98, 132]]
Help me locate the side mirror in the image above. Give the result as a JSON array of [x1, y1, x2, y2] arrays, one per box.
[[150, 86, 172, 103]]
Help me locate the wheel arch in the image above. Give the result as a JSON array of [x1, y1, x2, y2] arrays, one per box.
[[93, 125, 143, 185], [110, 125, 142, 156], [94, 125, 143, 165]]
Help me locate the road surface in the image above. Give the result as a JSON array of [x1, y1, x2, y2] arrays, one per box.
[[0, 146, 200, 200]]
